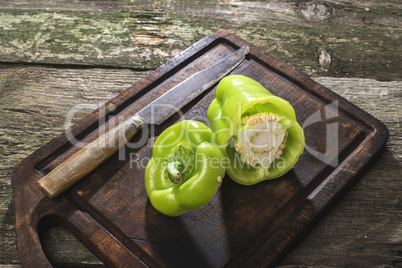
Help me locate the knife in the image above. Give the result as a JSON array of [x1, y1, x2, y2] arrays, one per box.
[[38, 46, 249, 198]]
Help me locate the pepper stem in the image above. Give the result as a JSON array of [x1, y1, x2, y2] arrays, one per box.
[[167, 161, 182, 184]]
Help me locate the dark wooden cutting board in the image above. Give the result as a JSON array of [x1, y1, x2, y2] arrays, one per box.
[[11, 31, 388, 268]]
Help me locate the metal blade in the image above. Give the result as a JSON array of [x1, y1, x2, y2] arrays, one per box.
[[136, 46, 249, 125]]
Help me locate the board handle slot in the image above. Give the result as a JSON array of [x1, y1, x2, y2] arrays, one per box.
[[14, 217, 53, 267], [37, 214, 106, 267], [38, 211, 148, 268]]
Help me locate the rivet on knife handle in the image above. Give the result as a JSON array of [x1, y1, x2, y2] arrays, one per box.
[[37, 46, 249, 198], [37, 115, 145, 198]]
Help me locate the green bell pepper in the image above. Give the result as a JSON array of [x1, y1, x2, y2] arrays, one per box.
[[207, 75, 305, 185], [145, 120, 225, 217]]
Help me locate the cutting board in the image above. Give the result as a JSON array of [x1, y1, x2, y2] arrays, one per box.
[[11, 31, 388, 267]]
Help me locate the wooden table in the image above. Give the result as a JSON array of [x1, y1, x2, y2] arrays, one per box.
[[1, 1, 401, 267]]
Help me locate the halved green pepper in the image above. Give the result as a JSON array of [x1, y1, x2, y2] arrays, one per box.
[[207, 75, 305, 185], [145, 120, 225, 217]]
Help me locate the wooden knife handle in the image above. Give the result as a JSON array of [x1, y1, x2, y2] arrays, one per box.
[[38, 115, 145, 198]]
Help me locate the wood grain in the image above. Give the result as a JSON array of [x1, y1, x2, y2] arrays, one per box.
[[7, 32, 390, 267], [1, 68, 401, 267], [37, 115, 145, 198], [0, 0, 401, 80], [0, 65, 145, 267], [1, 0, 401, 267]]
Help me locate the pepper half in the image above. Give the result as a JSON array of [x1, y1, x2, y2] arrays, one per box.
[[145, 120, 225, 217], [207, 75, 305, 185]]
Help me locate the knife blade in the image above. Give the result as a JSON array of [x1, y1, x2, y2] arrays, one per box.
[[38, 46, 249, 198]]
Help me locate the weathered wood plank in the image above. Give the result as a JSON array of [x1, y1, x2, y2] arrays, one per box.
[[1, 63, 400, 266], [0, 0, 170, 12], [279, 151, 402, 267], [0, 64, 147, 266], [278, 77, 402, 267], [0, 0, 401, 80], [1, 1, 401, 266]]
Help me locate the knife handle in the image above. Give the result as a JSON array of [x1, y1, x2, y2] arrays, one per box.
[[38, 115, 145, 198]]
